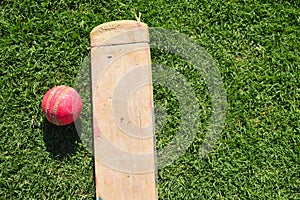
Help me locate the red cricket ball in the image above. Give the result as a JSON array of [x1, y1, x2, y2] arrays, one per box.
[[42, 85, 82, 126]]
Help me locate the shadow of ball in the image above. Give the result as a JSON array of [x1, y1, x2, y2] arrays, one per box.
[[42, 118, 82, 159]]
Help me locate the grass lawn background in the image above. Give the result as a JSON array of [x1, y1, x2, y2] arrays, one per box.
[[1, 0, 299, 199]]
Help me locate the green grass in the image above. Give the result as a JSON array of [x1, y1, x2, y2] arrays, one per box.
[[1, 0, 299, 199]]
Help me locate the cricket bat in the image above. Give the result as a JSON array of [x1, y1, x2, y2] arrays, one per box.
[[90, 20, 158, 200]]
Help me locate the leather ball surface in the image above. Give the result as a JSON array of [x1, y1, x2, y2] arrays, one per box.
[[42, 85, 82, 126]]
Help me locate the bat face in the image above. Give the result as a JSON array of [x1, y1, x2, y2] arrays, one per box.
[[90, 20, 157, 200]]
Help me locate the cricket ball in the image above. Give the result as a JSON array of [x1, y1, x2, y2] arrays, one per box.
[[42, 85, 82, 126]]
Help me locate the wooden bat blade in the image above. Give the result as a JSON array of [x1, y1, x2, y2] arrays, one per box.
[[90, 20, 157, 200]]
